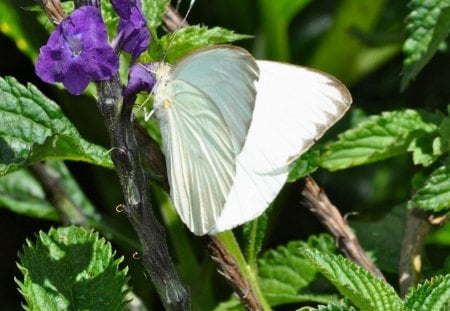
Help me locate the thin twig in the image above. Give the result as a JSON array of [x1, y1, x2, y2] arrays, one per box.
[[208, 236, 264, 311], [301, 176, 385, 280], [399, 208, 431, 297], [28, 162, 87, 226], [36, 0, 66, 24], [163, 4, 189, 32]]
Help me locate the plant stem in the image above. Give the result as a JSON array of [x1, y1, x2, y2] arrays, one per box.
[[95, 76, 191, 310], [212, 231, 271, 311]]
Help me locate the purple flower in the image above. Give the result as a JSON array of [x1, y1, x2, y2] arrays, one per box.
[[35, 6, 119, 95], [111, 0, 150, 63], [124, 63, 156, 98]]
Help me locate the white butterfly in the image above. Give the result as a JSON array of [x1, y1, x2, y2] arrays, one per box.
[[152, 45, 352, 235]]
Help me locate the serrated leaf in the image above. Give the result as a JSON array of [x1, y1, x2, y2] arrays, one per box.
[[142, 0, 170, 28], [405, 274, 450, 310], [409, 161, 450, 212], [17, 226, 129, 311], [0, 77, 113, 176], [303, 248, 404, 311], [288, 150, 320, 182], [258, 234, 338, 306], [401, 1, 450, 91], [157, 26, 251, 63], [320, 110, 437, 171], [299, 300, 357, 311], [0, 168, 58, 220]]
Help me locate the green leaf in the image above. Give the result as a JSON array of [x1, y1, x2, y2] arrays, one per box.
[[16, 226, 129, 311], [213, 297, 246, 311], [310, 0, 400, 85], [141, 0, 170, 28], [405, 274, 450, 311], [0, 77, 113, 176], [0, 168, 58, 220], [299, 301, 357, 311], [288, 150, 320, 182], [401, 0, 450, 91], [409, 161, 450, 212], [258, 0, 312, 60], [303, 248, 404, 311], [258, 234, 338, 306], [156, 26, 251, 63], [320, 110, 437, 171], [350, 205, 406, 273]]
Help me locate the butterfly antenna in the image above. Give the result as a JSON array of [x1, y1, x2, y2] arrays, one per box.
[[133, 63, 159, 118], [161, 0, 196, 63]]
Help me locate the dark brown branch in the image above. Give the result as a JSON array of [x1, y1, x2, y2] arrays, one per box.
[[208, 236, 263, 311], [399, 208, 431, 297], [301, 176, 385, 280]]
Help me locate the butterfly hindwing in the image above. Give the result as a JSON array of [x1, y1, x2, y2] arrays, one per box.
[[212, 61, 352, 233]]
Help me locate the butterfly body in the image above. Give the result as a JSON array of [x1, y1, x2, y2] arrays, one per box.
[[152, 46, 352, 235]]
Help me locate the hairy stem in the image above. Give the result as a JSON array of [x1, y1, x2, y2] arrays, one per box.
[[210, 231, 271, 311]]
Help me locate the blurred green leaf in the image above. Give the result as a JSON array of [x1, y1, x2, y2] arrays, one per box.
[[155, 26, 251, 63], [404, 274, 450, 311], [310, 0, 400, 85], [409, 160, 450, 212], [303, 248, 404, 311], [17, 226, 129, 311], [0, 77, 113, 176], [258, 234, 338, 306], [258, 0, 312, 61], [0, 0, 42, 60], [0, 168, 58, 220], [320, 110, 437, 171], [401, 1, 450, 91]]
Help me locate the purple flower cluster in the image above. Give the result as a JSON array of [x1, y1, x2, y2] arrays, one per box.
[[36, 6, 118, 95], [35, 1, 150, 95]]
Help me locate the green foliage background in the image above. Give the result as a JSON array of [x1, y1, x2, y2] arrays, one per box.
[[1, 0, 450, 310]]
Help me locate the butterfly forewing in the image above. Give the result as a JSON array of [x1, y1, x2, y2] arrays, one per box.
[[155, 79, 237, 235], [170, 46, 259, 155]]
